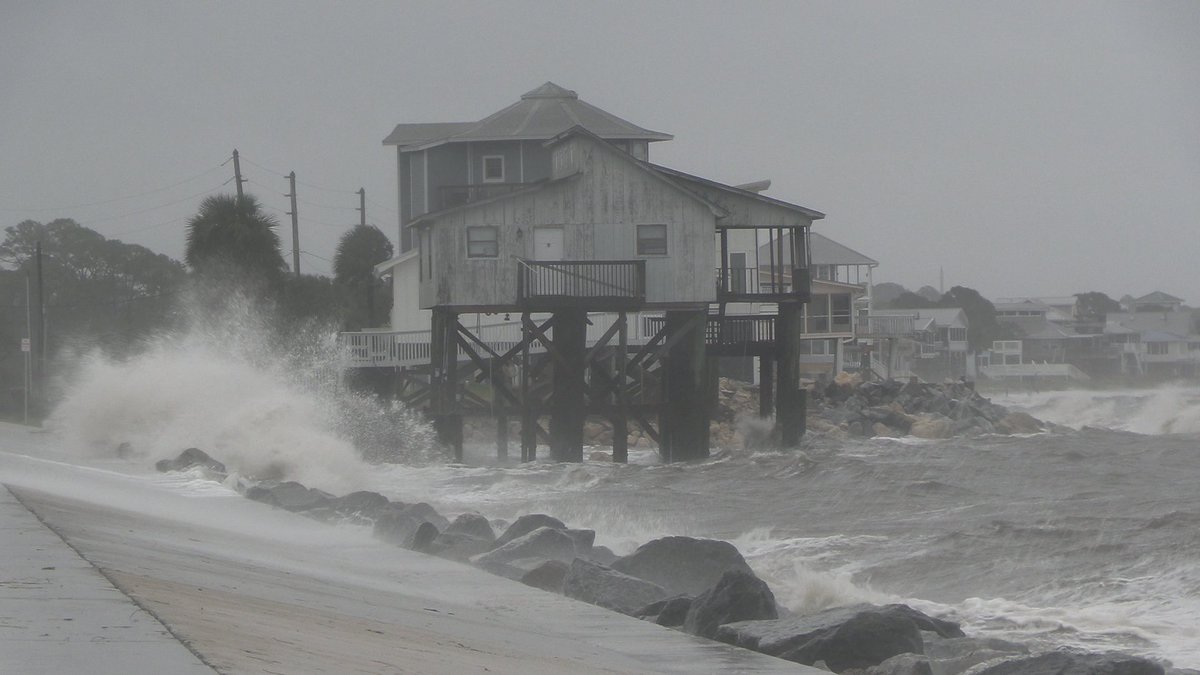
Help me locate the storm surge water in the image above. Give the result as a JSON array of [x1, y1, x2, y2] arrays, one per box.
[[47, 285, 436, 494], [38, 301, 1200, 669]]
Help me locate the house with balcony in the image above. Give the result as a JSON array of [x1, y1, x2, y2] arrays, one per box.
[[376, 82, 673, 332], [359, 83, 828, 461], [992, 298, 1107, 377], [868, 307, 971, 381], [1104, 291, 1200, 378]]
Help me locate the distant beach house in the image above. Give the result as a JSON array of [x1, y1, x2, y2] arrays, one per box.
[[868, 307, 972, 381], [1104, 291, 1199, 378]]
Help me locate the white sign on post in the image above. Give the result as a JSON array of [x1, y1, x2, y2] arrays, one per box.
[[21, 338, 30, 352]]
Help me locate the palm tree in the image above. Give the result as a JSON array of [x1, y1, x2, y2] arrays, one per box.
[[185, 194, 288, 284], [333, 224, 393, 328]]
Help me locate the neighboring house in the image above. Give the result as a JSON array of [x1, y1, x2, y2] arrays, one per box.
[[992, 298, 1106, 376], [869, 308, 972, 381], [1104, 291, 1200, 378], [376, 82, 672, 331]]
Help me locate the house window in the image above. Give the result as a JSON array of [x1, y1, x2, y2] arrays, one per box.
[[482, 156, 505, 183], [636, 224, 668, 256], [467, 226, 499, 258], [948, 327, 967, 342], [1147, 342, 1168, 355]]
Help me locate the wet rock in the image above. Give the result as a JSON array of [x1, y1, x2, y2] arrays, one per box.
[[409, 521, 439, 552], [682, 570, 778, 640], [717, 604, 955, 657], [996, 412, 1042, 435], [586, 545, 618, 566], [563, 559, 669, 615], [396, 502, 449, 531], [520, 560, 570, 593], [245, 481, 331, 512], [494, 514, 567, 548], [562, 528, 596, 556], [372, 511, 422, 547], [611, 536, 754, 597], [863, 653, 932, 675], [636, 596, 694, 628], [909, 414, 953, 439], [328, 491, 390, 519], [442, 513, 496, 542], [155, 447, 227, 477], [964, 651, 1164, 675], [427, 531, 494, 562], [778, 610, 923, 672], [924, 634, 1026, 674], [472, 526, 577, 578]]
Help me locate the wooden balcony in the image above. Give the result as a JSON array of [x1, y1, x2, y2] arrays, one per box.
[[517, 259, 646, 310], [716, 266, 811, 303], [437, 183, 529, 210]]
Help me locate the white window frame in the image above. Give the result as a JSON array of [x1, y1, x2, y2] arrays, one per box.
[[466, 226, 499, 259], [636, 223, 668, 256], [481, 155, 505, 183]]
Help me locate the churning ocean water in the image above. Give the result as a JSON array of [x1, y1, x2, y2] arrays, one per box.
[[40, 309, 1200, 669]]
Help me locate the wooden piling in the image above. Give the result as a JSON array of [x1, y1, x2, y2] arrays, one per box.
[[549, 308, 587, 462], [758, 356, 774, 418], [430, 308, 464, 462], [661, 309, 710, 461], [776, 302, 805, 446], [612, 314, 629, 463]]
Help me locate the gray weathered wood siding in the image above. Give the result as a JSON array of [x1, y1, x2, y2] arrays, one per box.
[[428, 144, 468, 211], [398, 150, 412, 251], [408, 150, 427, 217], [420, 135, 717, 309], [470, 141, 522, 184]]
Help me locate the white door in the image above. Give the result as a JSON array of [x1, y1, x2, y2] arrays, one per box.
[[533, 226, 564, 261]]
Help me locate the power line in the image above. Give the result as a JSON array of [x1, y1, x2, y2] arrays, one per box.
[[78, 182, 231, 226], [1, 164, 228, 212]]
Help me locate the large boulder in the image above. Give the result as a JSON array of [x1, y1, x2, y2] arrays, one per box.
[[910, 414, 953, 439], [328, 491, 391, 519], [865, 653, 933, 675], [636, 596, 694, 628], [778, 610, 923, 672], [964, 652, 1164, 675], [471, 526, 577, 578], [717, 604, 957, 656], [562, 559, 669, 615], [995, 412, 1043, 435], [682, 570, 778, 639], [611, 536, 753, 597], [520, 560, 570, 593], [442, 513, 496, 542], [397, 502, 450, 531], [427, 531, 494, 562], [245, 481, 331, 512], [924, 635, 1027, 674], [155, 447, 227, 477], [493, 514, 567, 548], [373, 511, 422, 547], [409, 521, 440, 552]]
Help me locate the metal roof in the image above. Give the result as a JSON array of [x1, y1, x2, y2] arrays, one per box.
[[383, 82, 673, 149], [809, 232, 877, 266], [1131, 291, 1184, 304]]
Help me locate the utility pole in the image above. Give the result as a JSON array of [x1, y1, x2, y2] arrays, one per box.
[[232, 149, 245, 201], [32, 241, 44, 420], [286, 171, 300, 277], [357, 188, 366, 227], [23, 272, 31, 425]]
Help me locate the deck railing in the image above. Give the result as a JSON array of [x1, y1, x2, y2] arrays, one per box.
[[716, 266, 811, 302], [517, 259, 645, 307], [861, 315, 917, 337]]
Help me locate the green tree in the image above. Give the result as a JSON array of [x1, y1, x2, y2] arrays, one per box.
[[1074, 291, 1120, 323], [333, 224, 393, 329], [890, 291, 935, 309], [938, 286, 1004, 351], [185, 194, 287, 285]]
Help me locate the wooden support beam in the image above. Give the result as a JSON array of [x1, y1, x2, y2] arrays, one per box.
[[612, 315, 629, 464], [776, 302, 806, 446], [496, 415, 508, 461], [758, 356, 774, 418], [430, 308, 464, 461], [660, 309, 710, 461], [520, 312, 536, 462], [549, 308, 587, 462]]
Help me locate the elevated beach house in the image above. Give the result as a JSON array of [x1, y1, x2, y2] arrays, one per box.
[[356, 83, 826, 462]]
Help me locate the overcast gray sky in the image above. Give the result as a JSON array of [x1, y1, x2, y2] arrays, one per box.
[[3, 1, 1197, 303]]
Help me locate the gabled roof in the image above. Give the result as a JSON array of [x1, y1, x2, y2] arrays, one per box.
[[383, 82, 673, 150], [809, 232, 877, 266], [1142, 329, 1189, 342], [648, 163, 826, 220], [1131, 291, 1183, 304], [873, 307, 968, 329]]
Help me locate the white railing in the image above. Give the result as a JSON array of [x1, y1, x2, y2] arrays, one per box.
[[862, 315, 917, 337]]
